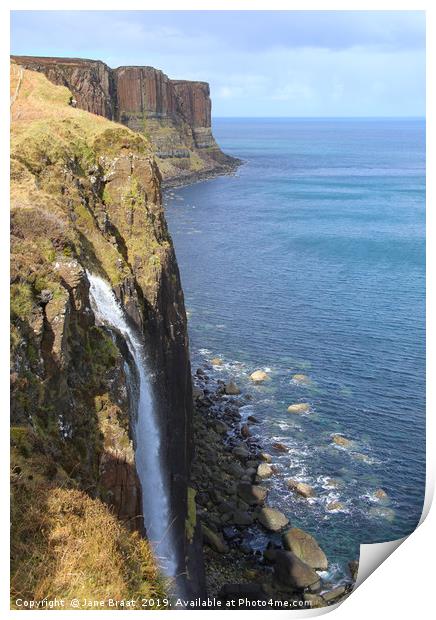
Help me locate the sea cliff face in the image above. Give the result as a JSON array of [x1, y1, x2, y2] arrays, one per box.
[[11, 55, 240, 186], [10, 62, 202, 602]]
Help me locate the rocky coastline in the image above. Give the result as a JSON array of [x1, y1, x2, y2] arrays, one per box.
[[189, 360, 357, 609], [161, 157, 242, 190], [10, 55, 241, 187]]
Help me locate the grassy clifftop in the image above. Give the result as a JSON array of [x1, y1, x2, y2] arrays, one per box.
[[10, 63, 171, 607], [11, 62, 169, 293]]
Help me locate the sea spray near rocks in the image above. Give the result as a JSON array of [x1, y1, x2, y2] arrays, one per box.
[[189, 363, 354, 606], [87, 272, 177, 576], [165, 118, 425, 583]]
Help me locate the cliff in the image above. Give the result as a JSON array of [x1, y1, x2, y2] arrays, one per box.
[[10, 62, 203, 603], [11, 55, 240, 187]]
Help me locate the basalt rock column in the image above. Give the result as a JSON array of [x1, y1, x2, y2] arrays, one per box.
[[11, 54, 240, 184]]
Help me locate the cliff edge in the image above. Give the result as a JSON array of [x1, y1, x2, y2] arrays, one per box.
[[11, 55, 240, 187], [10, 62, 203, 604]]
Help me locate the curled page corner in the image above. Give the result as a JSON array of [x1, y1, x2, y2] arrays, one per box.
[[353, 479, 434, 589], [354, 537, 407, 589], [322, 482, 434, 611], [294, 538, 409, 617]]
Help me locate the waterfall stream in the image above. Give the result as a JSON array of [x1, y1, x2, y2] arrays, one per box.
[[87, 272, 176, 577]]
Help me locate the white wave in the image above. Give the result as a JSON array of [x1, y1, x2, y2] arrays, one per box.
[[198, 348, 212, 356]]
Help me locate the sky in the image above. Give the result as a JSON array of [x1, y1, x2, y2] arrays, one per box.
[[10, 10, 425, 117]]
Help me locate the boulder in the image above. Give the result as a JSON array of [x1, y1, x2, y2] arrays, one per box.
[[374, 488, 388, 501], [222, 526, 239, 541], [237, 497, 250, 510], [232, 445, 250, 460], [353, 452, 372, 464], [287, 480, 315, 498], [332, 434, 352, 448], [211, 357, 223, 366], [263, 545, 278, 563], [231, 510, 254, 526], [217, 500, 237, 514], [259, 452, 272, 463], [258, 507, 289, 532], [322, 585, 346, 603], [326, 501, 345, 512], [272, 442, 289, 453], [202, 524, 229, 553], [214, 420, 229, 434], [241, 424, 251, 438], [250, 370, 269, 382], [237, 483, 268, 505], [257, 463, 273, 479], [287, 403, 311, 414], [348, 559, 359, 581], [223, 461, 244, 477], [225, 381, 240, 395], [274, 551, 320, 589], [192, 387, 204, 400], [282, 528, 328, 570], [292, 374, 311, 385]]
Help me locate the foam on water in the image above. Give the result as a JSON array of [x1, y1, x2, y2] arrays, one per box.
[[165, 118, 425, 582]]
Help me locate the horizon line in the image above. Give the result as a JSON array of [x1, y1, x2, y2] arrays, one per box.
[[211, 115, 426, 120]]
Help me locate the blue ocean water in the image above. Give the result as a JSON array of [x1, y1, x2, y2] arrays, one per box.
[[164, 118, 425, 582]]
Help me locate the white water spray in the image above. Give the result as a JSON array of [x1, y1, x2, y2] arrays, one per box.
[[87, 272, 176, 576]]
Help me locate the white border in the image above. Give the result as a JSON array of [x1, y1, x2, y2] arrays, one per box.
[[2, 2, 433, 618]]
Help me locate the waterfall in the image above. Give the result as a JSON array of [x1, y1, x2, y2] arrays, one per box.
[[87, 272, 176, 577]]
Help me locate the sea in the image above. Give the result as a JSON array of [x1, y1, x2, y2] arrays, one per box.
[[164, 118, 426, 583]]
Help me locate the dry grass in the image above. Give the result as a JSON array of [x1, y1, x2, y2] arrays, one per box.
[[11, 455, 168, 608]]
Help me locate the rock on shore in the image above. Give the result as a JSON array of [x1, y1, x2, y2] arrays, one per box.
[[237, 483, 268, 505], [225, 381, 241, 395], [257, 463, 273, 479], [258, 507, 289, 532], [250, 370, 269, 382], [189, 364, 353, 606], [287, 403, 311, 414], [274, 551, 321, 589], [292, 374, 311, 385], [332, 434, 352, 448], [287, 480, 315, 498], [282, 528, 328, 570]]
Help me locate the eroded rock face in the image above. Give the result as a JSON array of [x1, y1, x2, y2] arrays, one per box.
[[10, 65, 202, 596], [10, 55, 116, 118], [11, 55, 240, 185], [117, 66, 176, 120], [172, 80, 211, 128]]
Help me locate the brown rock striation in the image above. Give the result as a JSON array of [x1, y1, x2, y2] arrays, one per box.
[[11, 54, 240, 186], [172, 80, 211, 128], [10, 55, 116, 118], [10, 64, 203, 597]]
